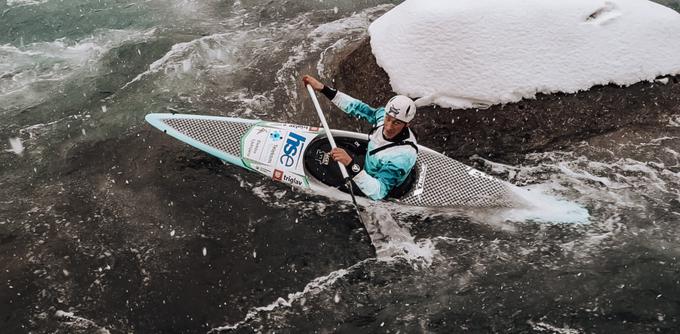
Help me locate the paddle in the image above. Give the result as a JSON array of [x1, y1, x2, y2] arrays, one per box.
[[305, 84, 365, 225]]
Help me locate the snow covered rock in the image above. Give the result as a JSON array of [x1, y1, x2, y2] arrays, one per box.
[[368, 0, 680, 109]]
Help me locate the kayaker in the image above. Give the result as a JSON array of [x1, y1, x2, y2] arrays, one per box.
[[303, 75, 418, 200]]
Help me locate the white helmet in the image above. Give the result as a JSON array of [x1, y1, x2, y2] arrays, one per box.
[[385, 95, 417, 123]]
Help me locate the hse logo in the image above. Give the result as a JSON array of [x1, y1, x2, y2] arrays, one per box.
[[279, 132, 306, 168]]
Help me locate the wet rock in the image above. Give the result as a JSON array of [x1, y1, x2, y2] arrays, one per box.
[[331, 39, 680, 161]]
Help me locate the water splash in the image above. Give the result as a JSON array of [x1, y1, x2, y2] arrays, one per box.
[[502, 184, 591, 224], [6, 0, 49, 7], [361, 204, 438, 268], [6, 137, 24, 155]]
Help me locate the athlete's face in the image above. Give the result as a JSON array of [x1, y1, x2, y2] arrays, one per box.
[[383, 115, 407, 139]]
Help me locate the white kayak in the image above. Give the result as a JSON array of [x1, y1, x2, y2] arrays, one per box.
[[145, 113, 520, 208]]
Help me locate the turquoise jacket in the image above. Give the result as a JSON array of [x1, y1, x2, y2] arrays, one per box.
[[329, 91, 418, 200]]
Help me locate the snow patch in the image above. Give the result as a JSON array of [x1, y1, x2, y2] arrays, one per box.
[[369, 0, 680, 109], [655, 77, 670, 84]]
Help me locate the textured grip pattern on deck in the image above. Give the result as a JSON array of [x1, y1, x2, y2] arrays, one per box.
[[162, 118, 251, 157], [399, 150, 514, 208]]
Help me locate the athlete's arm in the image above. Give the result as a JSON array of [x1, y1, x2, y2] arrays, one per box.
[[351, 155, 416, 201], [328, 90, 380, 125], [302, 75, 380, 125]]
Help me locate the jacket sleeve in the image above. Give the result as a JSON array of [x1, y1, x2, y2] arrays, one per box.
[[352, 153, 416, 200], [331, 92, 381, 126]]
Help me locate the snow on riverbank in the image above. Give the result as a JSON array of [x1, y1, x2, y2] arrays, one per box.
[[369, 0, 680, 109]]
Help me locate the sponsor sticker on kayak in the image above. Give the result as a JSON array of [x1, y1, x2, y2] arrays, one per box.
[[242, 124, 317, 188], [279, 131, 306, 170], [273, 169, 283, 181]]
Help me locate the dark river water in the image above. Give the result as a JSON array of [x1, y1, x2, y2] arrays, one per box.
[[1, 0, 680, 333]]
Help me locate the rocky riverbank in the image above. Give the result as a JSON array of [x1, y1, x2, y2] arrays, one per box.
[[330, 39, 680, 161]]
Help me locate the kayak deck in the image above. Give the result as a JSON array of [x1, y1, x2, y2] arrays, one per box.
[[161, 117, 252, 157], [399, 150, 515, 207], [146, 113, 517, 208]]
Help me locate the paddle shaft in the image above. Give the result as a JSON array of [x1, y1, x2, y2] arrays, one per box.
[[306, 84, 364, 223], [305, 84, 350, 179]]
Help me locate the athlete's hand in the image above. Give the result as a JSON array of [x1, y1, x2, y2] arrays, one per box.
[[302, 75, 324, 91], [330, 148, 352, 166]]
